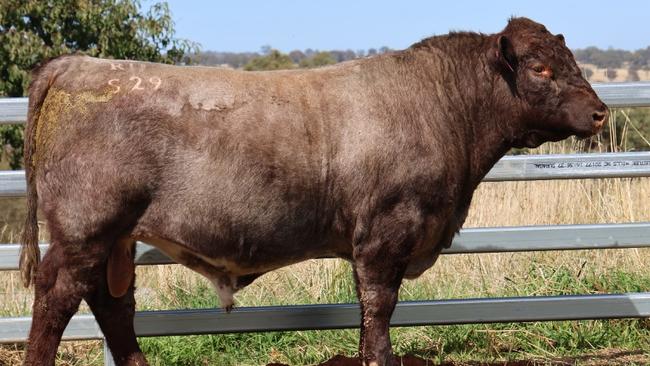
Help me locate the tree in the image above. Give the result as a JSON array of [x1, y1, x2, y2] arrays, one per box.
[[0, 0, 198, 169], [379, 46, 391, 54], [581, 67, 593, 80], [244, 49, 295, 71], [605, 68, 618, 81], [627, 66, 640, 81], [299, 51, 335, 68], [260, 45, 272, 55], [289, 50, 306, 64]]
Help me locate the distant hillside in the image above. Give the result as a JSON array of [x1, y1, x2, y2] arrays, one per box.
[[573, 46, 650, 69], [579, 63, 650, 82], [574, 47, 650, 82]]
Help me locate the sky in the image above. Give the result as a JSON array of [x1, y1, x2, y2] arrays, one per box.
[[149, 0, 650, 53]]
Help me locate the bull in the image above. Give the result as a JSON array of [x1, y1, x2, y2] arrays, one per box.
[[19, 17, 607, 366]]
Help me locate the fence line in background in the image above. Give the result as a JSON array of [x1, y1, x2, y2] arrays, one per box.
[[1, 82, 649, 125], [1, 82, 650, 365], [2, 152, 650, 197], [2, 222, 650, 270]]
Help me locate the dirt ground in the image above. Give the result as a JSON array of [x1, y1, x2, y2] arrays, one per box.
[[1, 346, 647, 365], [268, 349, 650, 366]]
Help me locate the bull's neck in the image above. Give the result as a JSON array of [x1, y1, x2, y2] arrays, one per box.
[[404, 34, 522, 187], [465, 71, 522, 187]]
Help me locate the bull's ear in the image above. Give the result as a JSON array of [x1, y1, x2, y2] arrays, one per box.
[[496, 35, 517, 74], [556, 33, 565, 44]]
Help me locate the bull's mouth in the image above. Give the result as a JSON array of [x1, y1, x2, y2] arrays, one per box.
[[519, 121, 603, 149], [521, 132, 544, 148], [519, 129, 570, 148], [574, 122, 604, 139]]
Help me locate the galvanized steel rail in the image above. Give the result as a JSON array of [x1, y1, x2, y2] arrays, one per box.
[[0, 82, 648, 125], [2, 152, 650, 197], [3, 293, 650, 343], [3, 222, 650, 270], [1, 82, 650, 365], [0, 97, 27, 124]]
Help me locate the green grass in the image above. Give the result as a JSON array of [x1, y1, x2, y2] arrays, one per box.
[[134, 262, 650, 366]]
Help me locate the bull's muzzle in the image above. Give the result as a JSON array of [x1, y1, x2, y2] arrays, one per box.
[[591, 104, 609, 133]]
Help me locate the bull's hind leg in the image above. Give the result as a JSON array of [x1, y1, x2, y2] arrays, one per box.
[[24, 240, 109, 365], [83, 237, 146, 365], [24, 185, 149, 364], [85, 273, 146, 365], [24, 237, 145, 366]]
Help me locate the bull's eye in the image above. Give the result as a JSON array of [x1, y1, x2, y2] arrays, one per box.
[[532, 65, 553, 78]]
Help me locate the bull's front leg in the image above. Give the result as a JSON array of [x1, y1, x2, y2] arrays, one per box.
[[352, 204, 422, 366], [353, 261, 405, 366]]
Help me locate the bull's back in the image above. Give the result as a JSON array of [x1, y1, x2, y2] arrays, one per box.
[[32, 55, 365, 266], [34, 55, 366, 162]]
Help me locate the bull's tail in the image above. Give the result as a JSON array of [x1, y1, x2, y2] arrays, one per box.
[[19, 60, 57, 288]]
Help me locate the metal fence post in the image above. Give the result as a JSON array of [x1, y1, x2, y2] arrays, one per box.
[[103, 338, 116, 366]]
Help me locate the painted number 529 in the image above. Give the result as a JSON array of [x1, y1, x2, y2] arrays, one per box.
[[107, 76, 162, 94]]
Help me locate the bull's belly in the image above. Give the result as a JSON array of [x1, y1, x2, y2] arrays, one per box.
[[130, 230, 345, 310]]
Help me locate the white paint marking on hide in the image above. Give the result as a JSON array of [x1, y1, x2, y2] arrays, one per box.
[[108, 79, 121, 94], [110, 63, 125, 71], [129, 76, 144, 92], [149, 77, 162, 90]]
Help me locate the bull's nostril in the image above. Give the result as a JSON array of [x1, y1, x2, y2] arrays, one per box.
[[592, 111, 607, 124]]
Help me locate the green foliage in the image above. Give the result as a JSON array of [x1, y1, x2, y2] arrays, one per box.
[[243, 49, 336, 71], [243, 49, 295, 71], [299, 51, 336, 68], [0, 0, 198, 169]]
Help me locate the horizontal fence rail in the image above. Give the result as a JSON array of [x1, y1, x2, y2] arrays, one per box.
[[2, 152, 650, 197], [2, 293, 650, 343], [2, 222, 650, 270], [1, 83, 649, 124], [485, 152, 650, 181], [0, 97, 27, 124]]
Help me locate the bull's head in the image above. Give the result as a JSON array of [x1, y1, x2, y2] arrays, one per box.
[[494, 17, 608, 148]]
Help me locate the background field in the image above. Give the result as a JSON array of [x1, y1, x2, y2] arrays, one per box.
[[1, 109, 650, 365]]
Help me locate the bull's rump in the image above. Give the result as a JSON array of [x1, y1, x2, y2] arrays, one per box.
[[32, 55, 359, 270]]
